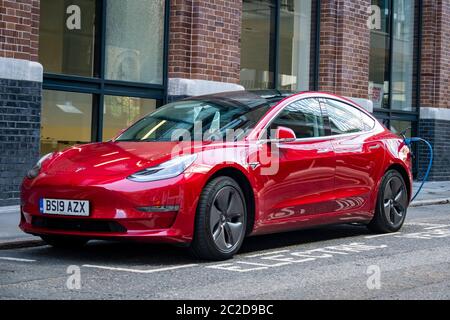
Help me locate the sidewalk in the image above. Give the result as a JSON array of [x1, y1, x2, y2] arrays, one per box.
[[1, 181, 449, 249]]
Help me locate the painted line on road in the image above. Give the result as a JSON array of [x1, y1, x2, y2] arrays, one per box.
[[0, 257, 36, 262], [82, 263, 198, 274], [364, 232, 402, 239], [245, 250, 290, 258], [425, 224, 450, 230]]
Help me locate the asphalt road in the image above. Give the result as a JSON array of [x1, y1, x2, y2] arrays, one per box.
[[0, 204, 449, 300]]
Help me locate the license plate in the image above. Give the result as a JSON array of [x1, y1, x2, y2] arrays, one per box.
[[40, 199, 90, 217]]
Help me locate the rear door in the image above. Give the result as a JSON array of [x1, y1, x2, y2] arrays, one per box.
[[321, 98, 384, 219]]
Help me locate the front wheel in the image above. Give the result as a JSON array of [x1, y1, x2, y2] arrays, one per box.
[[190, 176, 247, 261], [368, 170, 409, 233], [41, 235, 89, 249]]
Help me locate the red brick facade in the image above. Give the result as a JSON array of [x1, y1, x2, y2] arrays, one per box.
[[0, 0, 40, 62], [420, 0, 450, 109], [319, 0, 371, 99], [168, 0, 242, 84]]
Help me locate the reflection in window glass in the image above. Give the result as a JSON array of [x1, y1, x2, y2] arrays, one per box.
[[103, 96, 158, 141], [369, 0, 391, 109], [391, 0, 416, 111], [391, 120, 412, 138], [270, 99, 325, 139], [324, 100, 365, 135], [41, 90, 92, 155], [279, 0, 314, 91], [105, 0, 165, 84], [241, 0, 276, 89], [116, 99, 270, 142], [39, 0, 97, 77]]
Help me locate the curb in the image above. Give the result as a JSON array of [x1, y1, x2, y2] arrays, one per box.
[[0, 238, 45, 250], [410, 198, 450, 208]]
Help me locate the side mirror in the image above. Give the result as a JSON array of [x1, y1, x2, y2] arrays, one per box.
[[276, 126, 296, 143]]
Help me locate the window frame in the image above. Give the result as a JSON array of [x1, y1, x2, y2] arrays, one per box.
[[41, 0, 170, 143]]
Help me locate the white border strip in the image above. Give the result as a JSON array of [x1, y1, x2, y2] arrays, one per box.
[[420, 107, 450, 121], [0, 57, 43, 83], [168, 78, 244, 97]]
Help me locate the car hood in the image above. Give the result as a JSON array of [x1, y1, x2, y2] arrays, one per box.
[[43, 141, 194, 178]]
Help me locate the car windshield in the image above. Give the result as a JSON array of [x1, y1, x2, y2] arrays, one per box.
[[116, 92, 271, 142]]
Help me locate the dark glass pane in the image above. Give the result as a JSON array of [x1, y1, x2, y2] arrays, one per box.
[[278, 0, 315, 91], [369, 0, 391, 109], [391, 0, 416, 111], [103, 96, 158, 141], [41, 90, 93, 155], [39, 0, 96, 77], [105, 0, 165, 84], [241, 0, 276, 89]]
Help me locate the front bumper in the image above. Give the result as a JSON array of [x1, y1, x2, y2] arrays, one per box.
[[20, 174, 203, 244]]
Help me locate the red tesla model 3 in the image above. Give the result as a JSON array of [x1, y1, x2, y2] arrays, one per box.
[[20, 91, 413, 260]]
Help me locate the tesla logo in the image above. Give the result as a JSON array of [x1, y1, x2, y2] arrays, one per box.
[[366, 265, 381, 290], [66, 5, 81, 30], [66, 265, 81, 290], [367, 5, 381, 30]]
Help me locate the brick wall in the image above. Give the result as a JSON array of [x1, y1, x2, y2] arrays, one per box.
[[420, 0, 450, 109], [0, 79, 41, 206], [0, 0, 40, 62], [418, 119, 450, 181], [319, 0, 371, 99], [168, 0, 242, 84]]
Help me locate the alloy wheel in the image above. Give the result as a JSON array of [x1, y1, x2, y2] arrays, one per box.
[[383, 176, 408, 228], [209, 186, 245, 252]]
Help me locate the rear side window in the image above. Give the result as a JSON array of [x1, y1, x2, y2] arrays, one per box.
[[269, 98, 326, 139], [323, 99, 374, 135]]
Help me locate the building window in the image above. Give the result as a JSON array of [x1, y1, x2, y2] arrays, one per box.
[[39, 0, 97, 77], [369, 0, 420, 113], [241, 0, 319, 91], [41, 90, 93, 154], [102, 96, 158, 141], [38, 0, 168, 154], [105, 0, 165, 84], [240, 0, 277, 90]]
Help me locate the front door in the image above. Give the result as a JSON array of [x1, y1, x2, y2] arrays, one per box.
[[255, 98, 336, 233]]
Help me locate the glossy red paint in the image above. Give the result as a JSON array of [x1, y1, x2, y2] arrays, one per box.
[[20, 92, 413, 245]]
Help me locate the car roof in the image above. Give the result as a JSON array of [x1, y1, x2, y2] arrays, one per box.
[[185, 90, 298, 109]]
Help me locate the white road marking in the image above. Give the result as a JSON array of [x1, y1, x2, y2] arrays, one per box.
[[364, 232, 402, 239], [0, 257, 36, 262], [245, 250, 290, 258], [82, 263, 198, 274], [425, 224, 450, 230]]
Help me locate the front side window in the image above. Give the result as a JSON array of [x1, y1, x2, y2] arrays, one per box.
[[323, 99, 369, 135], [269, 98, 325, 139]]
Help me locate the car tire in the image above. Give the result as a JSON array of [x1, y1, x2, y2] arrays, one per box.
[[41, 235, 89, 249], [190, 176, 247, 261], [368, 170, 409, 234]]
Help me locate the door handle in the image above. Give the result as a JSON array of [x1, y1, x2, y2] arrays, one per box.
[[317, 148, 333, 154], [368, 144, 381, 150]]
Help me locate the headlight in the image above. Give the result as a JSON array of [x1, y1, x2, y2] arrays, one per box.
[[27, 153, 53, 179], [128, 154, 197, 182]]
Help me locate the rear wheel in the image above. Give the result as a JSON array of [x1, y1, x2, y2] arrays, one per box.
[[368, 170, 409, 233], [41, 235, 89, 249], [190, 176, 247, 261]]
